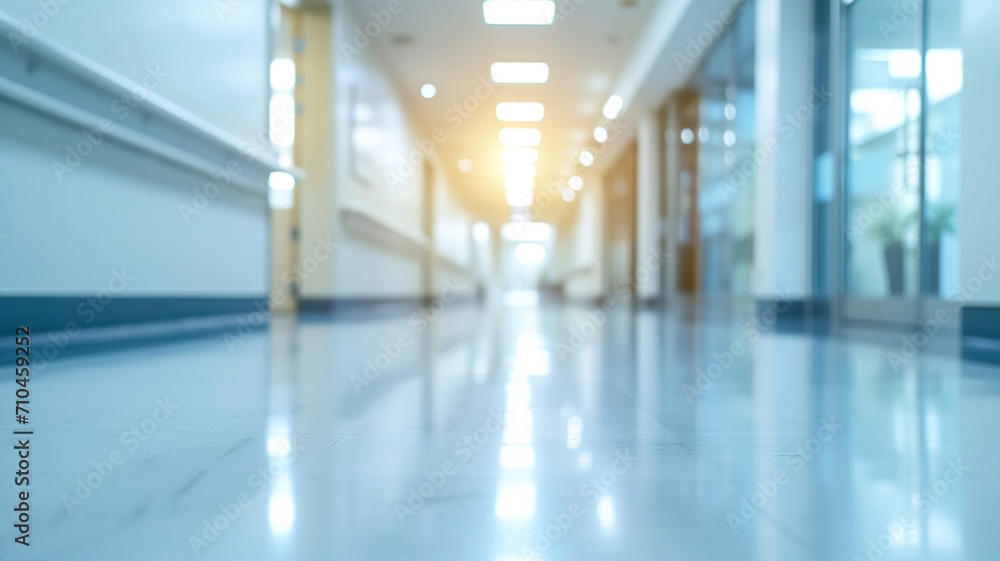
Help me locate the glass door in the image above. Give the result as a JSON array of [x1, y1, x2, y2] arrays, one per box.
[[839, 0, 960, 324]]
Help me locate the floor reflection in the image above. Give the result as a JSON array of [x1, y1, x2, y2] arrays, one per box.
[[3, 298, 999, 560]]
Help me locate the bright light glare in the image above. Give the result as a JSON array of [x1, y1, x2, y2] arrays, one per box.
[[579, 151, 594, 167], [496, 102, 545, 122], [269, 94, 295, 147], [888, 50, 921, 79], [459, 158, 473, 173], [495, 485, 537, 519], [594, 126, 608, 143], [681, 128, 694, 144], [473, 221, 490, 241], [483, 1, 555, 25], [501, 222, 551, 241], [270, 59, 295, 90], [500, 446, 536, 468], [268, 189, 294, 210], [515, 243, 546, 264], [569, 176, 583, 190], [269, 171, 296, 191], [505, 178, 535, 192], [503, 165, 536, 180], [566, 416, 583, 449], [420, 83, 437, 98], [506, 191, 533, 207], [490, 62, 550, 84], [502, 147, 538, 165], [561, 188, 576, 202], [603, 94, 624, 119], [499, 128, 542, 147]]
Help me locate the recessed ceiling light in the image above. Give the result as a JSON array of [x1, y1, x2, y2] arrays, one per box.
[[420, 84, 437, 98], [579, 151, 594, 167], [561, 188, 576, 202], [459, 158, 474, 173], [503, 164, 536, 180], [502, 148, 538, 166], [490, 62, 550, 84], [496, 102, 545, 122], [603, 94, 623, 119], [594, 126, 608, 143], [483, 1, 555, 25], [569, 176, 583, 190], [500, 128, 542, 147]]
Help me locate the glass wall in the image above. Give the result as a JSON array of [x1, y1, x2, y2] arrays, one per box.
[[843, 0, 961, 301], [667, 0, 756, 297]]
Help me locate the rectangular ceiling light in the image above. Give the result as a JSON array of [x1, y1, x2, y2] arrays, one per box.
[[499, 128, 541, 147], [491, 62, 550, 84], [502, 147, 538, 165], [496, 102, 545, 122], [483, 1, 555, 25]]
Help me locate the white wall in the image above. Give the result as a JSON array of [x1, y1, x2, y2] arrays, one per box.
[[959, 0, 1000, 306], [753, 0, 814, 300], [0, 0, 270, 139], [0, 1, 271, 297], [561, 173, 604, 300], [304, 0, 475, 301]]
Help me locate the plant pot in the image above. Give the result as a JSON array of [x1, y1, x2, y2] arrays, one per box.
[[928, 240, 941, 295], [884, 243, 904, 296]]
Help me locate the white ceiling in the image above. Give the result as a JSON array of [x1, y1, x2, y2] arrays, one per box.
[[343, 0, 663, 224]]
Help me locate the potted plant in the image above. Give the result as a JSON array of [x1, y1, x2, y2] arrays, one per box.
[[925, 204, 956, 294], [871, 208, 913, 295]]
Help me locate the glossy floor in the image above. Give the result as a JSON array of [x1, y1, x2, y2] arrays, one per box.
[[4, 300, 1000, 560]]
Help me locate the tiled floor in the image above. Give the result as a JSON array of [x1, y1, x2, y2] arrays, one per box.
[[4, 300, 999, 560]]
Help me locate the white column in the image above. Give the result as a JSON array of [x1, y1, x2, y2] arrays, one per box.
[[959, 0, 1000, 305], [753, 0, 816, 301], [636, 113, 663, 300]]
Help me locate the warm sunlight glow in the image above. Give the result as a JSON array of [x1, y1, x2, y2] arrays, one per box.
[[499, 128, 542, 147], [502, 147, 538, 165]]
